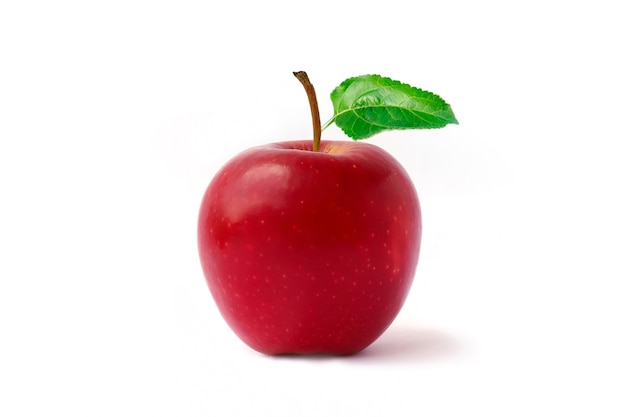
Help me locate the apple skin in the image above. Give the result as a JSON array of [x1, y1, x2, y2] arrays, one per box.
[[197, 140, 421, 355]]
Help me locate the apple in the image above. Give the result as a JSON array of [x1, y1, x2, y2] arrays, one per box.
[[197, 140, 421, 354], [196, 71, 457, 355]]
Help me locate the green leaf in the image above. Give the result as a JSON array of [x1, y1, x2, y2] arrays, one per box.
[[326, 74, 458, 140]]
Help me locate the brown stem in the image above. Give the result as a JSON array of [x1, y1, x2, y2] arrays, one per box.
[[293, 71, 321, 152]]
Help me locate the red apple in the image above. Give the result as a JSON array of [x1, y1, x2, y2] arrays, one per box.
[[197, 140, 421, 354]]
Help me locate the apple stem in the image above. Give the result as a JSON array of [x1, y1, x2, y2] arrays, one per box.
[[293, 71, 322, 152]]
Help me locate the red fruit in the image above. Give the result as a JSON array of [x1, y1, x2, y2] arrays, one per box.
[[198, 140, 421, 354]]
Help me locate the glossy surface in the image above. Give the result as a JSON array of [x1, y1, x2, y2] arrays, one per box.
[[198, 140, 421, 354]]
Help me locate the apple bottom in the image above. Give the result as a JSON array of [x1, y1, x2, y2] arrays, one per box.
[[198, 140, 421, 355]]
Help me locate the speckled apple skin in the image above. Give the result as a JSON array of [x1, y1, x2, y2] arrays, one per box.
[[198, 140, 421, 355]]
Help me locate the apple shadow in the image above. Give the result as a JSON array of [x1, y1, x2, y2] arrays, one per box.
[[264, 324, 463, 364], [350, 324, 464, 364]]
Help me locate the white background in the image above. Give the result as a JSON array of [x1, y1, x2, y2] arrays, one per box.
[[1, 0, 625, 415]]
